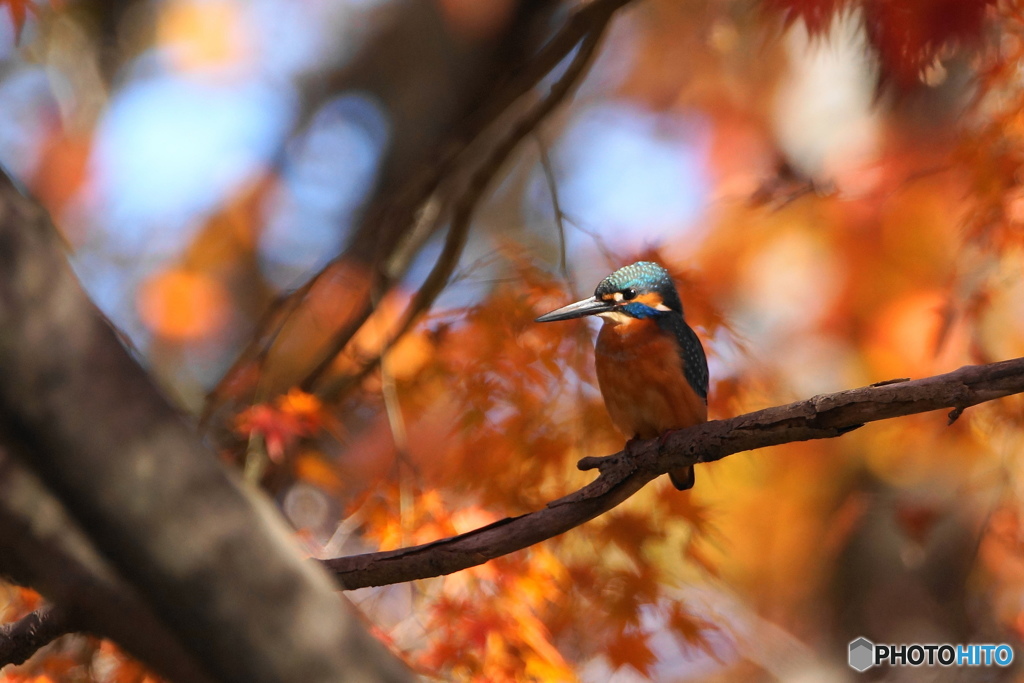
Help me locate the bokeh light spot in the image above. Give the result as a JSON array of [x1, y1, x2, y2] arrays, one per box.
[[137, 269, 230, 340], [552, 103, 710, 248], [158, 0, 250, 73], [91, 73, 293, 251], [259, 93, 389, 287]]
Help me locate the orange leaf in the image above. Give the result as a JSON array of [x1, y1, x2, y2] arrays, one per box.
[[234, 390, 327, 463], [137, 269, 229, 341], [667, 603, 720, 657], [235, 404, 301, 462], [684, 541, 720, 578], [293, 452, 343, 492], [276, 389, 325, 433], [603, 511, 660, 563], [605, 630, 657, 676]]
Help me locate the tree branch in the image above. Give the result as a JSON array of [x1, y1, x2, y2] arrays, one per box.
[[324, 357, 1024, 589], [207, 0, 638, 420], [0, 173, 411, 682], [0, 444, 216, 680], [313, 11, 615, 399], [0, 605, 71, 668]]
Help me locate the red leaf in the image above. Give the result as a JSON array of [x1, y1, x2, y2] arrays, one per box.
[[606, 630, 657, 676], [2, 0, 36, 40], [667, 603, 721, 657]]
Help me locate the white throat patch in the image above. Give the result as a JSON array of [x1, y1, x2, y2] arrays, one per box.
[[597, 311, 633, 325]]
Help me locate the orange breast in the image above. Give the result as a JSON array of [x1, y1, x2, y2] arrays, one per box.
[[595, 318, 707, 440]]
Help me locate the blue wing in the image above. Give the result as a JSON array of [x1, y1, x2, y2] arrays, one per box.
[[656, 314, 708, 400]]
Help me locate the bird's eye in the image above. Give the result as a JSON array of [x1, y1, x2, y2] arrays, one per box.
[[621, 288, 637, 301]]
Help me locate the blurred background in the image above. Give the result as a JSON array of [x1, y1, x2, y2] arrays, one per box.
[[3, 0, 1024, 680]]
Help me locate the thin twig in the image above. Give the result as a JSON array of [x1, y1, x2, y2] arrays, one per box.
[[537, 136, 574, 290], [307, 198, 470, 396], [537, 134, 595, 464]]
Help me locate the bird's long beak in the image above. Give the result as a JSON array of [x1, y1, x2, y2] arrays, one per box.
[[535, 296, 615, 323]]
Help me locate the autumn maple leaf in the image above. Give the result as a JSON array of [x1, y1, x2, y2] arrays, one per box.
[[277, 388, 325, 433], [606, 630, 657, 676], [234, 389, 325, 463]]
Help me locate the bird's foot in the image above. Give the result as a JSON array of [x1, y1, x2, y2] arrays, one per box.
[[625, 436, 642, 456], [658, 429, 696, 491]]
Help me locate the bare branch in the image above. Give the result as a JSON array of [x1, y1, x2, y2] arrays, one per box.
[[323, 357, 1024, 589], [537, 138, 572, 284], [0, 606, 71, 668], [200, 273, 326, 430], [0, 445, 216, 680], [208, 0, 639, 418], [313, 11, 616, 399]]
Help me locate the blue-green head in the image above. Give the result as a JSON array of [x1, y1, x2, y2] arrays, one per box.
[[535, 261, 683, 323]]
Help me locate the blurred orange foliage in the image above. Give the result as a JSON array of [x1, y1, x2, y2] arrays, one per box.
[[137, 269, 230, 341], [157, 0, 249, 73], [13, 0, 1024, 680], [235, 388, 326, 462]]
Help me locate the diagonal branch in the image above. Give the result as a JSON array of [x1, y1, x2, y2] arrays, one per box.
[[313, 16, 614, 399], [323, 357, 1024, 589], [0, 606, 71, 668], [0, 443, 216, 680], [0, 171, 411, 682], [210, 0, 638, 415]]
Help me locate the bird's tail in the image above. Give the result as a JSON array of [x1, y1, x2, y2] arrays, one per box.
[[669, 466, 695, 491]]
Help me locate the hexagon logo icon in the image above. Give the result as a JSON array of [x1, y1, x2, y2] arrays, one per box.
[[849, 637, 875, 672]]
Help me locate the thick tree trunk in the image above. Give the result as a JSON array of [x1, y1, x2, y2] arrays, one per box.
[[0, 174, 409, 682]]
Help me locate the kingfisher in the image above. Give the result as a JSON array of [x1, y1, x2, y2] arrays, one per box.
[[536, 261, 709, 490]]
